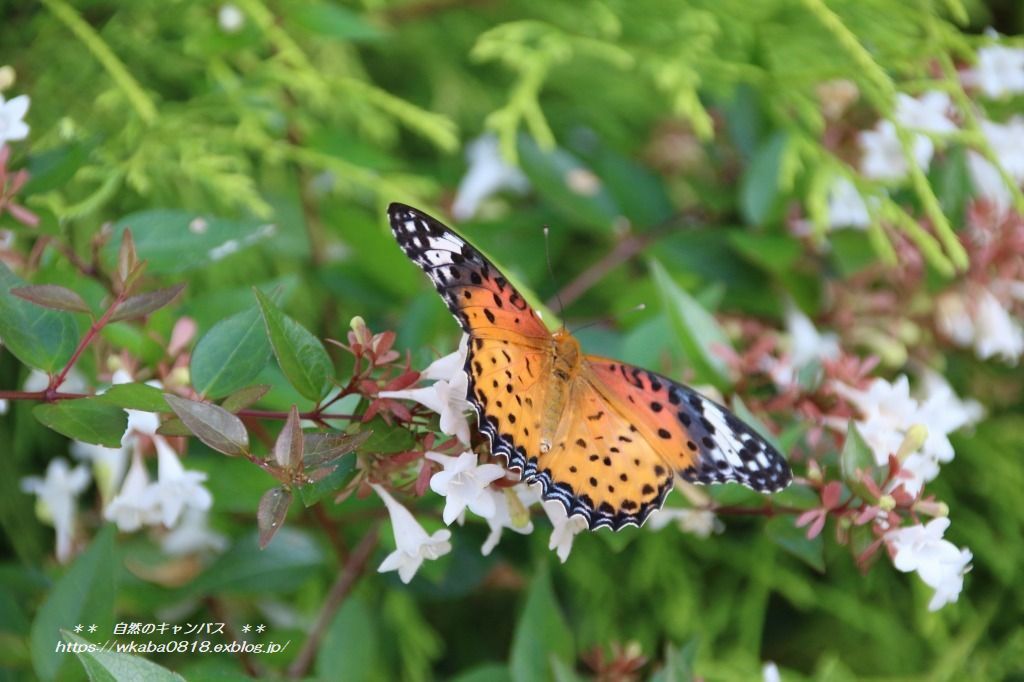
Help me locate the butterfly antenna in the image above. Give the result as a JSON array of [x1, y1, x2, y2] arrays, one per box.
[[544, 226, 566, 327], [571, 303, 646, 334]]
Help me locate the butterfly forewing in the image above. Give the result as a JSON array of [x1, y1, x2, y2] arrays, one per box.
[[388, 203, 549, 343], [587, 359, 792, 492]]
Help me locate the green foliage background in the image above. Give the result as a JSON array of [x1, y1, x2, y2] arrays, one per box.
[[2, 0, 1024, 680]]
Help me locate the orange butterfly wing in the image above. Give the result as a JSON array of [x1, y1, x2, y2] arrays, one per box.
[[586, 358, 791, 492], [388, 204, 791, 531]]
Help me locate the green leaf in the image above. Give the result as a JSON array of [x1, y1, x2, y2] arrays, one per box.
[[766, 516, 825, 572], [727, 232, 803, 275], [220, 384, 272, 413], [449, 665, 514, 682], [292, 2, 383, 41], [191, 305, 274, 399], [315, 596, 382, 682], [102, 210, 276, 275], [298, 452, 358, 508], [0, 262, 79, 372], [649, 259, 733, 390], [185, 529, 325, 597], [33, 399, 128, 448], [840, 421, 878, 500], [649, 640, 699, 682], [108, 284, 185, 322], [254, 289, 333, 401], [30, 526, 117, 682], [257, 487, 292, 549], [518, 135, 622, 234], [11, 285, 91, 314], [98, 383, 169, 412], [63, 631, 185, 682], [358, 416, 415, 454], [164, 395, 249, 457], [739, 132, 787, 226], [509, 567, 574, 682]]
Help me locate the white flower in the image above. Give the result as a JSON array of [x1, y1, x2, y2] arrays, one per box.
[[968, 117, 1024, 212], [0, 398, 7, 415], [149, 436, 212, 527], [826, 178, 871, 229], [935, 290, 976, 347], [481, 484, 540, 555], [425, 451, 506, 525], [834, 374, 981, 496], [0, 93, 29, 145], [451, 133, 530, 220], [23, 367, 88, 394], [372, 484, 452, 583], [859, 93, 955, 182], [968, 43, 1024, 98], [886, 518, 972, 611], [70, 440, 129, 504], [161, 509, 228, 556], [20, 458, 91, 563], [380, 338, 473, 444], [835, 376, 925, 467], [103, 446, 161, 532], [110, 369, 162, 443], [766, 304, 840, 389], [646, 507, 723, 538], [543, 501, 588, 563], [218, 4, 245, 33], [972, 287, 1024, 363], [895, 91, 957, 136], [762, 662, 781, 682], [936, 285, 1024, 363]]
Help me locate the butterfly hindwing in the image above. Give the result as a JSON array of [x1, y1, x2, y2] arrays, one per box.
[[388, 203, 549, 342], [587, 359, 792, 493], [538, 380, 675, 528]]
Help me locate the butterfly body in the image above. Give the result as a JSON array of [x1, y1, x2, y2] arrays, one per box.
[[389, 203, 792, 530]]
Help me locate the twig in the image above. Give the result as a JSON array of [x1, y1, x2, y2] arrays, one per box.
[[47, 290, 128, 397], [236, 408, 356, 421], [286, 525, 380, 679], [545, 213, 699, 311], [0, 390, 89, 401], [204, 596, 260, 677]]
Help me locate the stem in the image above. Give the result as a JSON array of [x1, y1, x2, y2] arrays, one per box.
[[41, 0, 158, 124], [0, 390, 89, 402], [204, 596, 260, 677], [286, 525, 380, 679], [47, 291, 127, 397], [236, 409, 356, 421]]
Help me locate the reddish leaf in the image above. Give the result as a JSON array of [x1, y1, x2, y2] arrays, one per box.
[[164, 394, 249, 457], [110, 284, 185, 322], [258, 487, 292, 549], [274, 405, 303, 470], [11, 285, 91, 314]]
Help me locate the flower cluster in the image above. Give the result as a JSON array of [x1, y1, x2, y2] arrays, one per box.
[[19, 331, 223, 563]]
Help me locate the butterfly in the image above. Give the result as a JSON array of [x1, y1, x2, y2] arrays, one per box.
[[388, 203, 792, 530]]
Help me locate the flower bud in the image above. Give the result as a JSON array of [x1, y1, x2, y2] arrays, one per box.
[[896, 424, 928, 461], [0, 65, 15, 91], [878, 494, 896, 511], [914, 499, 949, 518], [167, 366, 190, 388]]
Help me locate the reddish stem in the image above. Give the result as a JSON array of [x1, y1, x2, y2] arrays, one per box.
[[46, 291, 128, 398]]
